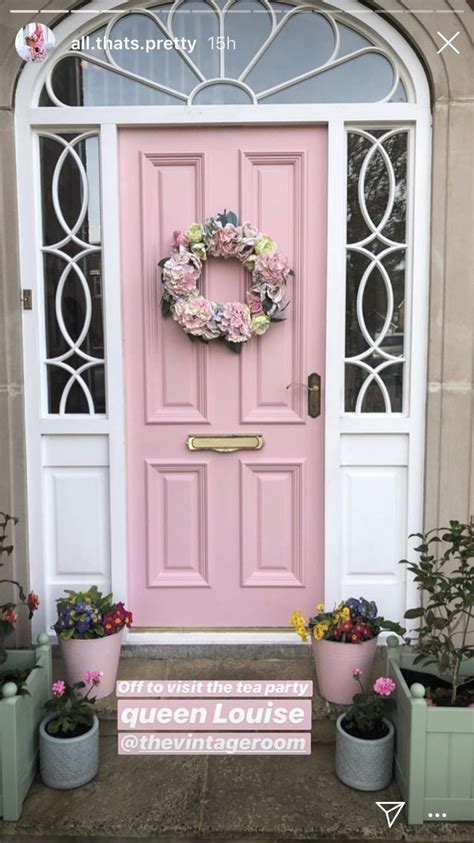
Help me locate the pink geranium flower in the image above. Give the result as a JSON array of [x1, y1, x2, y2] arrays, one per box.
[[2, 607, 18, 629], [52, 680, 65, 697], [373, 676, 396, 697], [26, 591, 40, 611], [84, 670, 103, 684]]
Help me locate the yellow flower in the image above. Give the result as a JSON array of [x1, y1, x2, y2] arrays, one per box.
[[290, 609, 309, 642], [185, 223, 204, 244], [255, 235, 277, 255], [316, 603, 325, 613], [341, 607, 350, 620], [295, 624, 308, 642], [251, 315, 271, 336], [289, 609, 305, 625]]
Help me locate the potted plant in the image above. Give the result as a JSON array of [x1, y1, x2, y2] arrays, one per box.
[[39, 671, 102, 789], [335, 669, 397, 791], [0, 512, 50, 821], [290, 597, 403, 704], [54, 586, 133, 699], [386, 519, 474, 823]]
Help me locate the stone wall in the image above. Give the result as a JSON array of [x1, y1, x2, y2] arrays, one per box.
[[0, 1, 472, 643]]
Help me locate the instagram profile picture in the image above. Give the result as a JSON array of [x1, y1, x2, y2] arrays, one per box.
[[15, 23, 55, 63]]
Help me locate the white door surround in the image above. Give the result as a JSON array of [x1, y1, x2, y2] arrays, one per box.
[[14, 0, 431, 645]]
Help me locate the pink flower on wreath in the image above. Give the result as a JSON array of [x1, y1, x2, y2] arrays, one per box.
[[162, 251, 201, 297], [171, 230, 189, 249], [220, 301, 252, 343], [254, 251, 291, 285], [84, 670, 103, 685], [246, 288, 264, 316], [173, 295, 219, 339], [52, 680, 65, 697], [373, 676, 396, 697], [237, 222, 259, 260], [208, 224, 243, 259]]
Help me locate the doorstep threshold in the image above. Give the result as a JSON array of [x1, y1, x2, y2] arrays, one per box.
[[121, 629, 310, 659]]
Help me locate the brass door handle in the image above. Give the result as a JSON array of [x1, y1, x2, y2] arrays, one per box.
[[286, 382, 319, 392], [286, 373, 321, 418]]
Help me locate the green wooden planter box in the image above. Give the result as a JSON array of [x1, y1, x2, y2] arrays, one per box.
[[386, 637, 474, 824], [0, 634, 52, 821]]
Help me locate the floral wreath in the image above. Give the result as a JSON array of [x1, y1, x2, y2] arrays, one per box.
[[159, 210, 293, 353]]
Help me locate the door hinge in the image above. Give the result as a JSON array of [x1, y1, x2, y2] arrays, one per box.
[[21, 289, 32, 310]]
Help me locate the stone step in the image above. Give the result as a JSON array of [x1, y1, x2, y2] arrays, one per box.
[[120, 640, 312, 660]]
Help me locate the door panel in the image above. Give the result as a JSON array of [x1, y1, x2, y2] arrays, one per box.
[[119, 126, 327, 627]]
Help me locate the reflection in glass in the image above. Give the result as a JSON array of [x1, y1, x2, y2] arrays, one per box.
[[345, 129, 408, 413], [39, 0, 410, 107], [39, 134, 105, 414]]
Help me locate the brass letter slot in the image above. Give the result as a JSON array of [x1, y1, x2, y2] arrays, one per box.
[[186, 434, 264, 453]]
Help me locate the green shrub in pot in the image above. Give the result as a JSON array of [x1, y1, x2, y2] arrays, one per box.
[[400, 519, 473, 705]]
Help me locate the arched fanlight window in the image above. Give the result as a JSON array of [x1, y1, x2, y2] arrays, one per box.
[[39, 0, 411, 107]]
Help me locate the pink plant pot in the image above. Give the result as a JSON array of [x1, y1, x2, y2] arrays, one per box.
[[58, 629, 123, 699], [311, 636, 378, 704]]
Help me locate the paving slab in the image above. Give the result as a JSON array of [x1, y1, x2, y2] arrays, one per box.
[[0, 737, 206, 839], [201, 747, 473, 841], [0, 738, 472, 841]]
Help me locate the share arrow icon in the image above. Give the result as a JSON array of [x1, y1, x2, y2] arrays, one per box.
[[376, 801, 406, 828]]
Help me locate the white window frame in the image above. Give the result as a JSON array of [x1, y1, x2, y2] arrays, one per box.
[[15, 0, 431, 644]]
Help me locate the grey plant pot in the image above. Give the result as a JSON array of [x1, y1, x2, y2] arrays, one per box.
[[335, 714, 394, 791], [39, 714, 99, 789]]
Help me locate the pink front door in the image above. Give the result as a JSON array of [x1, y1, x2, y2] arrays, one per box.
[[119, 125, 327, 627]]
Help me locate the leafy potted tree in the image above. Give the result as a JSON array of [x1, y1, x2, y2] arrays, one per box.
[[39, 671, 102, 789], [335, 668, 397, 790], [290, 597, 403, 704], [0, 512, 50, 821], [386, 520, 474, 823], [53, 586, 133, 698]]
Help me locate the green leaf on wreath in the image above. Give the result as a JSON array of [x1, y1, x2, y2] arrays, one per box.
[[161, 299, 172, 318], [262, 297, 275, 315], [157, 257, 170, 268], [223, 339, 242, 354], [226, 211, 238, 226]]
